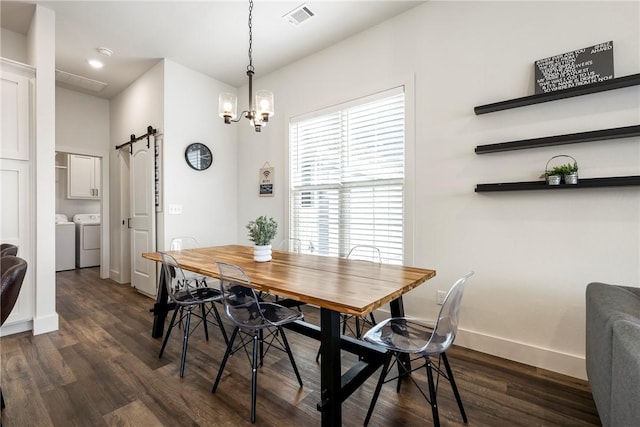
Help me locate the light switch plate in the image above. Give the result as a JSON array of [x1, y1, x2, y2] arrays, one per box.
[[168, 204, 182, 214]]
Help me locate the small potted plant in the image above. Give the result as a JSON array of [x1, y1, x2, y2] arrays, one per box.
[[540, 168, 561, 185], [560, 161, 579, 184], [246, 216, 278, 262], [542, 155, 579, 185]]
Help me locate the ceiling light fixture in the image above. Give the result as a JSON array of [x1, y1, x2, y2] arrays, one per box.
[[218, 0, 274, 132], [87, 59, 104, 69]]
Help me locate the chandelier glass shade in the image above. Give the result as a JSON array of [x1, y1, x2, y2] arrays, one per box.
[[218, 0, 274, 132]]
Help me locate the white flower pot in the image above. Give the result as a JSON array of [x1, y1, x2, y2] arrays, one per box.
[[253, 244, 272, 262]]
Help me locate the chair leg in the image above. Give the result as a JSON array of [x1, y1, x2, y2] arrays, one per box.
[[251, 334, 259, 423], [1, 387, 4, 409], [315, 344, 322, 363], [259, 329, 264, 368], [364, 351, 393, 426], [201, 303, 210, 341], [279, 326, 303, 387], [396, 353, 404, 392], [179, 309, 192, 377], [212, 327, 239, 393], [441, 353, 467, 422], [210, 301, 229, 345], [395, 350, 412, 393], [159, 307, 180, 358], [425, 357, 440, 427]]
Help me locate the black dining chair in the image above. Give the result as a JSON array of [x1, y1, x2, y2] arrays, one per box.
[[1, 255, 28, 409], [212, 261, 303, 423]]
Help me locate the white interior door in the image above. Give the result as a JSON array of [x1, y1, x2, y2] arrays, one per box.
[[130, 140, 156, 296]]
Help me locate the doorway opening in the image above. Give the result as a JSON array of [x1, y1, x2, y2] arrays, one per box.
[[55, 150, 108, 277]]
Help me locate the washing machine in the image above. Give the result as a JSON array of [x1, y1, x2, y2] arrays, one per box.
[[73, 213, 101, 268], [55, 214, 76, 271]]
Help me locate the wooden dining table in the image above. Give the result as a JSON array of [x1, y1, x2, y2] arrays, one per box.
[[142, 244, 436, 426]]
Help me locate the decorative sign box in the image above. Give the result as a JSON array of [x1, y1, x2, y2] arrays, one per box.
[[534, 41, 614, 93]]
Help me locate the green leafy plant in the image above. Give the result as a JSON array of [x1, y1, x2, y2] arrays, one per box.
[[540, 162, 578, 178], [246, 216, 278, 246]]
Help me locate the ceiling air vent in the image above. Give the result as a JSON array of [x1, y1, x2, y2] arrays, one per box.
[[55, 69, 107, 93], [283, 4, 314, 27]]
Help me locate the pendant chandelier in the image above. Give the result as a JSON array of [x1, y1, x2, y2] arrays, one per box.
[[218, 0, 274, 132]]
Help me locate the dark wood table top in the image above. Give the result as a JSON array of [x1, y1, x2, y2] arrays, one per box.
[[143, 244, 436, 316]]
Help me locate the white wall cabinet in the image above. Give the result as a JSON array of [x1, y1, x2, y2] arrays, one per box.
[[1, 60, 32, 161], [0, 58, 35, 335], [67, 154, 101, 199]]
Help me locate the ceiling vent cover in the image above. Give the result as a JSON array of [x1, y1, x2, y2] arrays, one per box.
[[55, 69, 107, 92], [283, 4, 314, 26]]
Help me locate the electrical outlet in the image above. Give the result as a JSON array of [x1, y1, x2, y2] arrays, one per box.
[[436, 290, 447, 305]]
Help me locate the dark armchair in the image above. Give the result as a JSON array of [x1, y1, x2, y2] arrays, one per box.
[[0, 244, 18, 258], [1, 255, 28, 410]]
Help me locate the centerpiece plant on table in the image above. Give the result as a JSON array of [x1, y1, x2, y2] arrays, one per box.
[[246, 216, 278, 262]]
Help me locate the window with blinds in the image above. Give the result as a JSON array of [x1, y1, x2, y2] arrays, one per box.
[[289, 88, 405, 264]]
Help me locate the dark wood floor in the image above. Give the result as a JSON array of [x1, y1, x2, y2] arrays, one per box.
[[1, 267, 601, 426]]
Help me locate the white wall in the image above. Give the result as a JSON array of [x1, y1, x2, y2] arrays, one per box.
[[237, 1, 640, 379], [55, 87, 109, 219], [109, 60, 164, 283], [1, 28, 28, 63], [162, 59, 239, 249]]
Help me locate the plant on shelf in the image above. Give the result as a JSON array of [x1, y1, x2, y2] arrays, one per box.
[[555, 162, 579, 177], [540, 157, 579, 185], [540, 166, 562, 185]]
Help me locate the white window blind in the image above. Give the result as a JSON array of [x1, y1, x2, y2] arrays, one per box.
[[289, 88, 405, 264]]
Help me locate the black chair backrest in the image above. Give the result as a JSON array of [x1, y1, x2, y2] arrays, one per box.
[[0, 244, 18, 258], [1, 256, 28, 326]]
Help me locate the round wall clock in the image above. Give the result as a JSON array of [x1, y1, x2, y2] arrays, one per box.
[[185, 142, 213, 171]]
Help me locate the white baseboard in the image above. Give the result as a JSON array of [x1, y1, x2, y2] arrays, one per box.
[[32, 313, 59, 335], [455, 328, 587, 380], [371, 308, 587, 380], [0, 320, 33, 337]]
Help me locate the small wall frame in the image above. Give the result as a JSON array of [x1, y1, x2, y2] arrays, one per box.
[[259, 163, 274, 197]]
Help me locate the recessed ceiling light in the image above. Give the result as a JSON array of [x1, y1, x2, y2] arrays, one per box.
[[97, 47, 113, 57], [87, 59, 104, 69]]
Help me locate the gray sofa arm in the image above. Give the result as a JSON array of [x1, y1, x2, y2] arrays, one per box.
[[585, 282, 640, 426], [611, 319, 640, 426]]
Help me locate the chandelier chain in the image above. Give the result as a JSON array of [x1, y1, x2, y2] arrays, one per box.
[[247, 0, 254, 73]]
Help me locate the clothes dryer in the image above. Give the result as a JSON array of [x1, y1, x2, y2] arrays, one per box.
[[73, 214, 101, 268]]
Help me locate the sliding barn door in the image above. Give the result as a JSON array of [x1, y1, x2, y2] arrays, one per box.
[[129, 140, 156, 297]]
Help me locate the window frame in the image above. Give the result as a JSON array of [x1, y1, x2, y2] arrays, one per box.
[[286, 83, 415, 265]]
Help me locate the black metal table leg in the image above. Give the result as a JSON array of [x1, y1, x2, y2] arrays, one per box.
[[151, 266, 169, 338], [320, 308, 341, 427], [389, 297, 411, 378]]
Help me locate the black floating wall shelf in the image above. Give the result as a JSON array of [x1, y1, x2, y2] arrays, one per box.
[[475, 124, 640, 154], [475, 175, 640, 192], [474, 73, 640, 115]]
